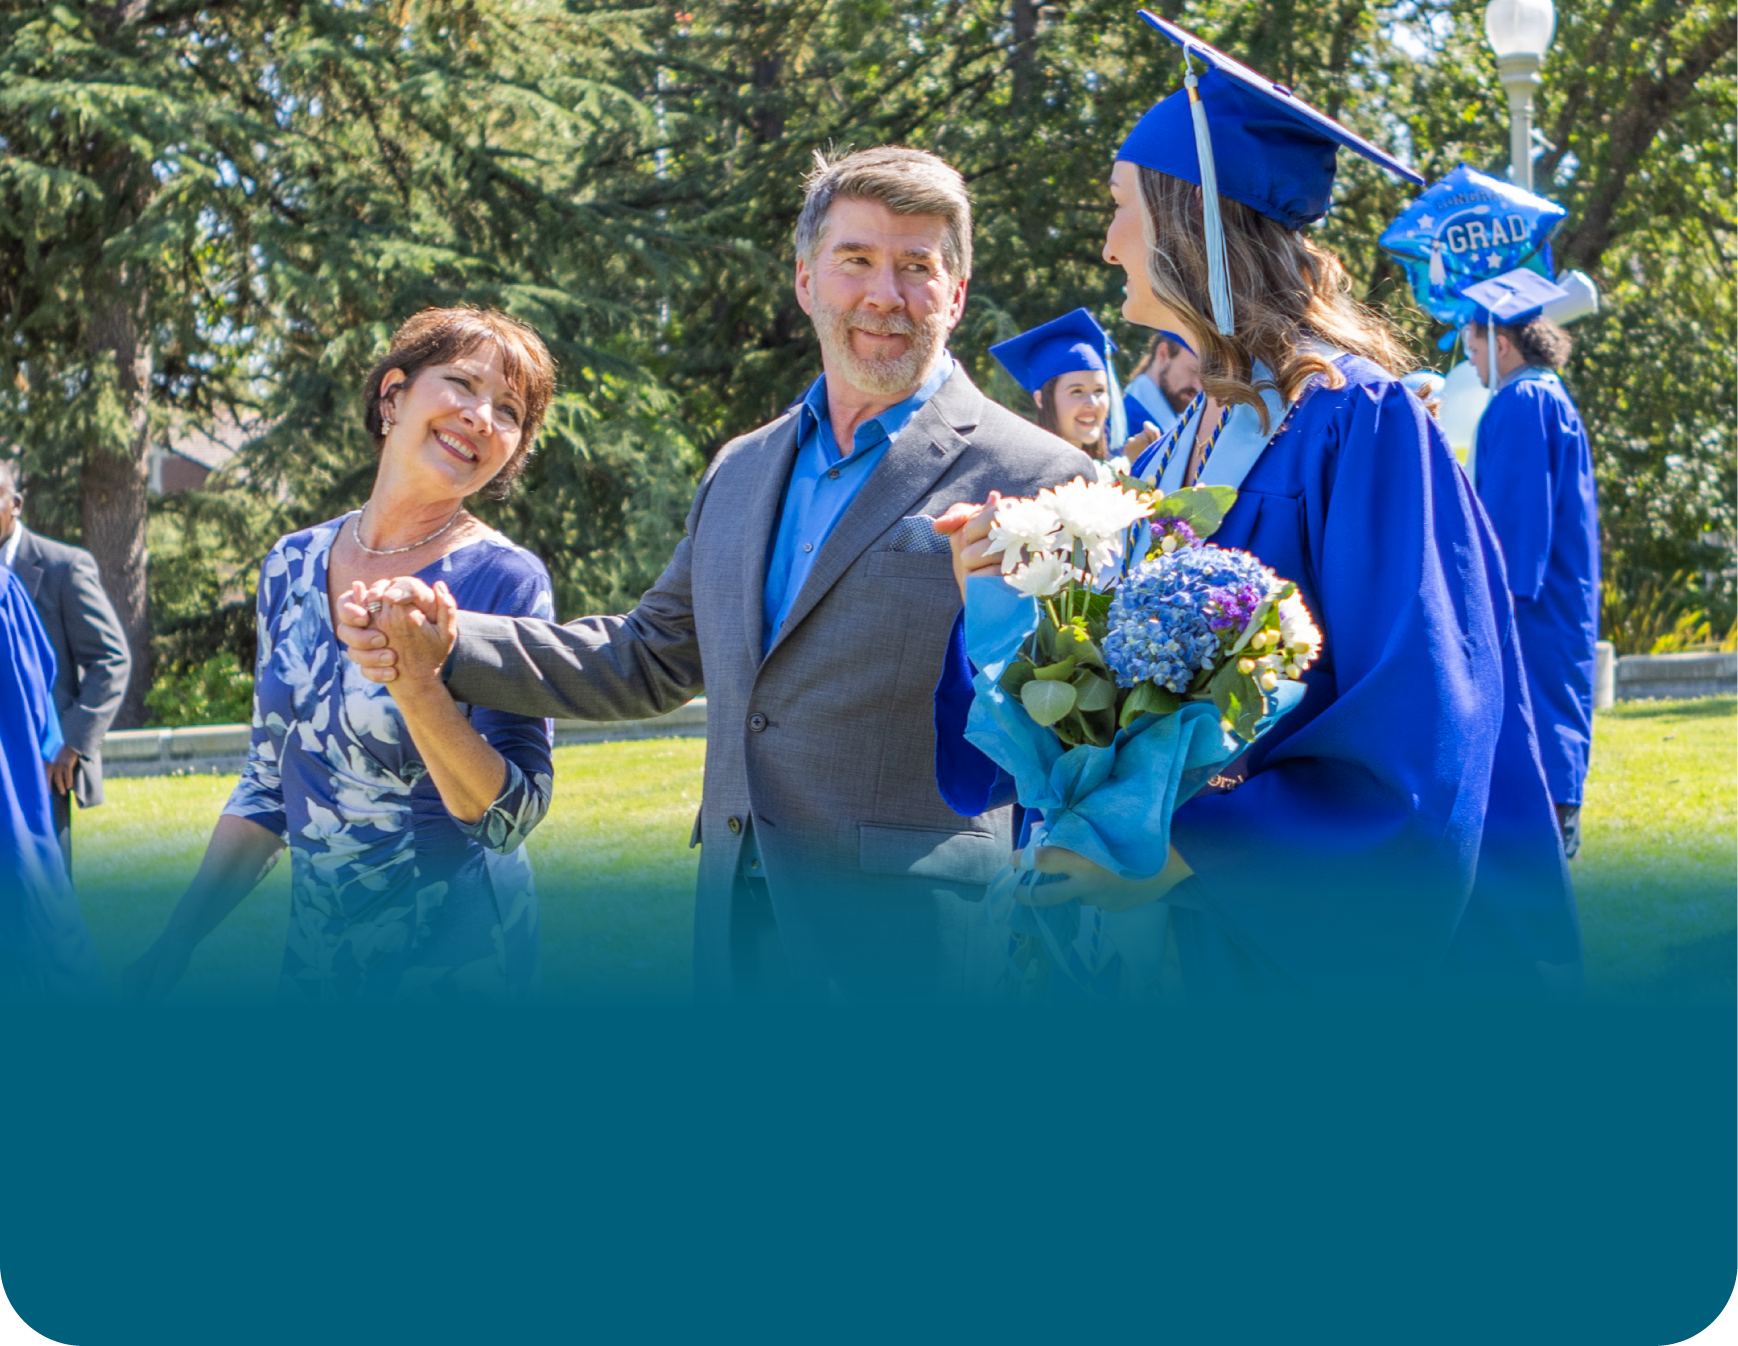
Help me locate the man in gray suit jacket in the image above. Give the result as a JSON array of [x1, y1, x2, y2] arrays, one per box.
[[0, 459, 133, 866], [340, 148, 1090, 999]]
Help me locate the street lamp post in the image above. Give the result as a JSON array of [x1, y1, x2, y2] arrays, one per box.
[[1484, 0, 1556, 192]]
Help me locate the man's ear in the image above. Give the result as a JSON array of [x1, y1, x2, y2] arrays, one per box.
[[793, 254, 815, 316], [945, 274, 969, 331]]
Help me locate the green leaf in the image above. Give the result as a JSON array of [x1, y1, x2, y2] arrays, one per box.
[[1071, 669, 1116, 712], [998, 659, 1036, 697], [1032, 656, 1078, 681], [1150, 484, 1238, 541], [1118, 679, 1180, 728], [1021, 678, 1078, 726]]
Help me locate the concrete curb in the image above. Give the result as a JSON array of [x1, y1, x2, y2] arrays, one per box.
[[1615, 652, 1737, 702], [103, 700, 709, 778]]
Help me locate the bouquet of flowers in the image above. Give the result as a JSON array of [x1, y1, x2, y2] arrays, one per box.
[[960, 461, 1322, 994]]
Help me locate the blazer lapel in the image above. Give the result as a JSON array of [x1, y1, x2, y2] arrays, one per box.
[[764, 368, 980, 660], [737, 410, 804, 668], [10, 530, 44, 598]]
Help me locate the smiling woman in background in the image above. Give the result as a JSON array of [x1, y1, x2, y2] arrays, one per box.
[[124, 308, 559, 1002], [990, 308, 1128, 460]]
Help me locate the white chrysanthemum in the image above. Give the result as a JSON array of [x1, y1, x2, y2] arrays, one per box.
[[988, 496, 1063, 573], [1278, 592, 1322, 669], [1042, 477, 1153, 547], [1006, 552, 1075, 598], [1092, 455, 1134, 486]]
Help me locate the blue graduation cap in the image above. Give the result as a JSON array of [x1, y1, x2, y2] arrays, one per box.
[[1460, 268, 1569, 327], [989, 308, 1117, 393], [1118, 12, 1424, 337], [990, 309, 1130, 450]]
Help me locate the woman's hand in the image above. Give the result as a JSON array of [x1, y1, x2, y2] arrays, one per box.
[[119, 931, 195, 1003], [932, 490, 1006, 602], [1014, 845, 1196, 913], [336, 577, 458, 686]]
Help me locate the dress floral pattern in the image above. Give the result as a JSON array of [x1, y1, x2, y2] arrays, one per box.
[[223, 516, 556, 1001]]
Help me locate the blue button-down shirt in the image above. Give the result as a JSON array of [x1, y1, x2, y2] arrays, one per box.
[[760, 353, 954, 656]]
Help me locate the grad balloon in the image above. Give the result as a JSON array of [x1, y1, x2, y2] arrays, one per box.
[[1381, 164, 1567, 327]]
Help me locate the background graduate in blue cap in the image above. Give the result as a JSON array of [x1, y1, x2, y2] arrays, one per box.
[[989, 308, 1128, 459], [1462, 269, 1600, 857], [936, 12, 1582, 998]]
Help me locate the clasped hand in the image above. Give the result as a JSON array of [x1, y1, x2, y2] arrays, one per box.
[[334, 577, 460, 687]]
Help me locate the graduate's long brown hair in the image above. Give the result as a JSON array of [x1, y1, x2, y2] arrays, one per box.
[[1137, 168, 1413, 430]]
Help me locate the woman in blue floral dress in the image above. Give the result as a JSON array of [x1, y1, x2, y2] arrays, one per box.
[[125, 309, 560, 1001]]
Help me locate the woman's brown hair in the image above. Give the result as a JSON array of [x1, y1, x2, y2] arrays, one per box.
[[1137, 169, 1413, 429], [1034, 374, 1108, 459], [361, 307, 557, 500]]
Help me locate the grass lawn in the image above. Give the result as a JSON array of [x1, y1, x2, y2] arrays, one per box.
[[72, 700, 1734, 1001]]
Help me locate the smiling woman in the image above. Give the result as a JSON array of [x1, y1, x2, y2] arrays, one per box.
[[123, 308, 564, 1003]]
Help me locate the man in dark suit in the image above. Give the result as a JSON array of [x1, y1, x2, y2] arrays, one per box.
[[0, 459, 133, 867]]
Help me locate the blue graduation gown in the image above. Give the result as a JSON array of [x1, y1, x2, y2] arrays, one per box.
[[935, 356, 1581, 997], [1474, 368, 1599, 806], [0, 566, 104, 996]]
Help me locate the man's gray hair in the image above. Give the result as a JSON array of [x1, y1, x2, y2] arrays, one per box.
[[0, 457, 18, 494], [794, 146, 973, 280]]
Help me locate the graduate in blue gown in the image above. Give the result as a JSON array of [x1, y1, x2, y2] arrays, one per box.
[[991, 308, 1129, 459], [1461, 270, 1600, 857], [0, 565, 106, 997], [933, 15, 1581, 998]]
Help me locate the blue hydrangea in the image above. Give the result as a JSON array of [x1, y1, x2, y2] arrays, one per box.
[[1103, 545, 1279, 691]]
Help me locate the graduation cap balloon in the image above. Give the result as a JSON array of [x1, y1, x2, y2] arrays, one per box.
[[1118, 12, 1424, 337], [1380, 164, 1567, 327]]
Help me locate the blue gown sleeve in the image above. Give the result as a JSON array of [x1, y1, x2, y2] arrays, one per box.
[[450, 554, 555, 855], [1476, 385, 1557, 602], [932, 610, 1017, 817], [1169, 379, 1522, 992]]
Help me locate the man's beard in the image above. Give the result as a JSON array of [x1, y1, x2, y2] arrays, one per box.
[[811, 299, 949, 397]]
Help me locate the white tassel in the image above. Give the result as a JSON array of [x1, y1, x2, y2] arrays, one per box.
[[1428, 237, 1447, 289], [1185, 56, 1235, 337]]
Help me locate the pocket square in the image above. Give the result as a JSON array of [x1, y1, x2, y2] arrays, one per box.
[[883, 514, 952, 555]]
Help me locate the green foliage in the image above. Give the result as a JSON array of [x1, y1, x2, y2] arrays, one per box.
[[0, 0, 1727, 676], [143, 650, 254, 728]]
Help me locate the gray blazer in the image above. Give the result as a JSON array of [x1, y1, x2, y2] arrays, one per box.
[[10, 526, 133, 806], [447, 366, 1092, 997]]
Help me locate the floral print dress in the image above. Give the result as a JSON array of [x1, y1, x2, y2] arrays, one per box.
[[223, 516, 556, 1000]]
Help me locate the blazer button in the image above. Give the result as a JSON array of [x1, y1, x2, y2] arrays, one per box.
[[727, 816, 743, 835], [748, 713, 768, 733]]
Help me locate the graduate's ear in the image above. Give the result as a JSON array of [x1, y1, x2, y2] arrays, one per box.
[[1031, 390, 1045, 411]]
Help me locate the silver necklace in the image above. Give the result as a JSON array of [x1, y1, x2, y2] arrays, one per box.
[[350, 504, 465, 558]]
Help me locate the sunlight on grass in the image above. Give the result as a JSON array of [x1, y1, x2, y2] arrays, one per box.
[[71, 701, 1733, 1001], [75, 739, 704, 1001]]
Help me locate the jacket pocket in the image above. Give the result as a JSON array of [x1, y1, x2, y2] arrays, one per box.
[[859, 822, 1005, 886], [865, 550, 957, 582]]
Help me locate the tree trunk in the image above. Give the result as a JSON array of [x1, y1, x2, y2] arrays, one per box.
[[81, 282, 153, 729], [1011, 0, 1040, 110]]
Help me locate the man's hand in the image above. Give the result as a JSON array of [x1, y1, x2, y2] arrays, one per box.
[[120, 932, 195, 1003], [1123, 421, 1163, 461], [44, 745, 80, 796], [335, 577, 457, 686], [932, 490, 1006, 602], [1014, 845, 1197, 912]]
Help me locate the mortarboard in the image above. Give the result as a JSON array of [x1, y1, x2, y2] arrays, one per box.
[[1460, 268, 1570, 328], [1117, 11, 1424, 337], [1460, 268, 1569, 388], [989, 309, 1118, 394]]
